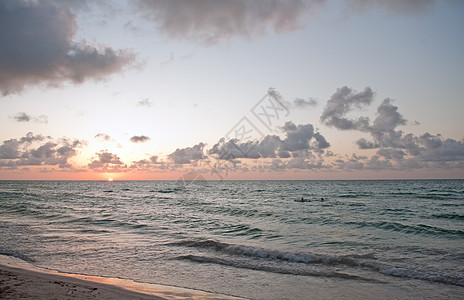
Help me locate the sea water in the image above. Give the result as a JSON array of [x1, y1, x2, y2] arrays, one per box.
[[0, 180, 463, 299]]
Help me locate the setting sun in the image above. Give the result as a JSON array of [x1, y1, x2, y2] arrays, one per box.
[[107, 178, 113, 182]]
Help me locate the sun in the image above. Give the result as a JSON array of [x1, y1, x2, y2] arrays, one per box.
[[107, 178, 114, 182]]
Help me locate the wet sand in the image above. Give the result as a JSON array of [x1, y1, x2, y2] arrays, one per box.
[[0, 255, 245, 300]]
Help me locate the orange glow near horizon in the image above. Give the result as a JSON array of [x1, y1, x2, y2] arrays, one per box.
[[0, 166, 462, 181]]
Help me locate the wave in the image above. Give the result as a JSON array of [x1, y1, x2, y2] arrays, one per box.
[[169, 239, 372, 267], [60, 216, 149, 231], [177, 255, 375, 281], [0, 251, 34, 263], [417, 194, 458, 200], [168, 239, 464, 286], [149, 188, 184, 194], [347, 220, 464, 238], [432, 213, 464, 221]]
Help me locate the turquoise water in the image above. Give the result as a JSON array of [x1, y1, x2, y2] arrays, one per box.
[[0, 180, 463, 299]]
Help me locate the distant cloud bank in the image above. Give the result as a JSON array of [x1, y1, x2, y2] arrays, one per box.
[[1, 85, 463, 175]]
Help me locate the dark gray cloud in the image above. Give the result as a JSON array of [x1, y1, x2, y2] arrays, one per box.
[[320, 86, 374, 131], [19, 132, 48, 144], [320, 86, 464, 171], [10, 112, 48, 124], [11, 112, 30, 122], [282, 123, 316, 151], [280, 121, 298, 132], [320, 86, 409, 147], [130, 135, 151, 143], [377, 148, 406, 160], [94, 133, 112, 141], [0, 0, 135, 96], [209, 122, 330, 160], [356, 138, 379, 149], [130, 155, 170, 171], [0, 139, 20, 159], [353, 132, 464, 171], [293, 98, 318, 108], [0, 132, 85, 168], [168, 143, 206, 164], [88, 150, 127, 172], [415, 133, 464, 162], [371, 98, 407, 134], [135, 0, 325, 44]]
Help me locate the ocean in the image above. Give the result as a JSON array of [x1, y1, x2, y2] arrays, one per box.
[[0, 180, 463, 299]]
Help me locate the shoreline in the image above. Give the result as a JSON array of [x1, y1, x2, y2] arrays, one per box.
[[0, 255, 245, 300]]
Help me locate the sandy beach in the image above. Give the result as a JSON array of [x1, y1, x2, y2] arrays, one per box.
[[0, 255, 244, 300]]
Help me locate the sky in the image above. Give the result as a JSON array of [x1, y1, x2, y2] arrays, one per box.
[[1, 0, 463, 181]]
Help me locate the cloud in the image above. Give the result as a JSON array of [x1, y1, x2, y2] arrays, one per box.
[[130, 155, 170, 171], [354, 131, 464, 171], [0, 0, 135, 96], [293, 98, 318, 108], [168, 143, 206, 164], [415, 133, 464, 163], [88, 150, 127, 172], [320, 86, 374, 131], [10, 112, 48, 124], [319, 86, 464, 171], [0, 132, 85, 169], [129, 135, 151, 143], [356, 138, 379, 149], [282, 122, 316, 152], [94, 133, 113, 142], [20, 132, 48, 144], [170, 85, 462, 174], [135, 0, 325, 45], [137, 98, 153, 107], [371, 98, 407, 134], [11, 112, 30, 122], [0, 140, 20, 159], [209, 122, 330, 161], [133, 0, 448, 46]]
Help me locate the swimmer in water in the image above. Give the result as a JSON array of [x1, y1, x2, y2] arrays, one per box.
[[320, 197, 325, 201], [301, 197, 305, 202]]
